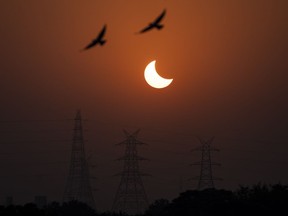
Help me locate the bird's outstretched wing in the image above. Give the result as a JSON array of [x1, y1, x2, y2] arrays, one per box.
[[83, 39, 97, 50], [153, 9, 166, 24], [138, 24, 154, 34], [97, 25, 107, 40]]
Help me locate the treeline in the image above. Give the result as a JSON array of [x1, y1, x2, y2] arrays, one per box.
[[0, 201, 98, 216], [1, 183, 288, 216], [146, 183, 288, 216]]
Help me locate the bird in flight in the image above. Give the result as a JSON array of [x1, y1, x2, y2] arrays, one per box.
[[137, 9, 166, 34], [82, 25, 107, 51]]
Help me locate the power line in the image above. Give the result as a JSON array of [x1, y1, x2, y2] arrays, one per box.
[[112, 129, 149, 215], [63, 110, 95, 209], [191, 137, 222, 190]]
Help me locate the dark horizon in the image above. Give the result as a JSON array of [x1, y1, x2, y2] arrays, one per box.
[[1, 183, 288, 216]]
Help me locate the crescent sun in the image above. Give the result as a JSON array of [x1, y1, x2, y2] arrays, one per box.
[[144, 60, 173, 89]]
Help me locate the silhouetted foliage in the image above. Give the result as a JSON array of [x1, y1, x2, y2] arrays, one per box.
[[234, 183, 288, 215], [1, 183, 288, 216], [145, 183, 288, 216], [61, 200, 96, 216], [145, 199, 170, 216], [167, 189, 235, 216]]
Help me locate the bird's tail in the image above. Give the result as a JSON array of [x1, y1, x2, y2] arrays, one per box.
[[155, 24, 164, 30], [99, 40, 106, 46]]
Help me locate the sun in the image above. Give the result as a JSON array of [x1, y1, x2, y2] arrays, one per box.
[[144, 60, 173, 89]]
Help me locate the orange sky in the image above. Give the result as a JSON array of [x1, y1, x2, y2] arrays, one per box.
[[0, 0, 288, 211]]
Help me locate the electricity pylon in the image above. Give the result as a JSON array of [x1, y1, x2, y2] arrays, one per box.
[[63, 110, 95, 208], [112, 129, 149, 215], [191, 137, 221, 190]]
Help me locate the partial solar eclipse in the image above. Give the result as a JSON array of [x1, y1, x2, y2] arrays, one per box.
[[144, 60, 173, 89]]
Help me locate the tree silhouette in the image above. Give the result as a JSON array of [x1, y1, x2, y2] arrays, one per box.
[[0, 183, 288, 216], [145, 199, 170, 216]]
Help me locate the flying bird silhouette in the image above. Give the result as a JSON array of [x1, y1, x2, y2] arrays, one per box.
[[137, 9, 166, 34], [82, 25, 107, 51]]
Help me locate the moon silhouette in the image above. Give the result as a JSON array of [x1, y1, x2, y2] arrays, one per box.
[[144, 60, 173, 89]]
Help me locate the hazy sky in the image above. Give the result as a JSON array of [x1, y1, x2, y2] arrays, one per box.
[[0, 0, 288, 211]]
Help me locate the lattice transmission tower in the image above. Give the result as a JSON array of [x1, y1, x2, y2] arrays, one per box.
[[112, 130, 149, 215], [63, 110, 95, 208], [191, 137, 221, 190]]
